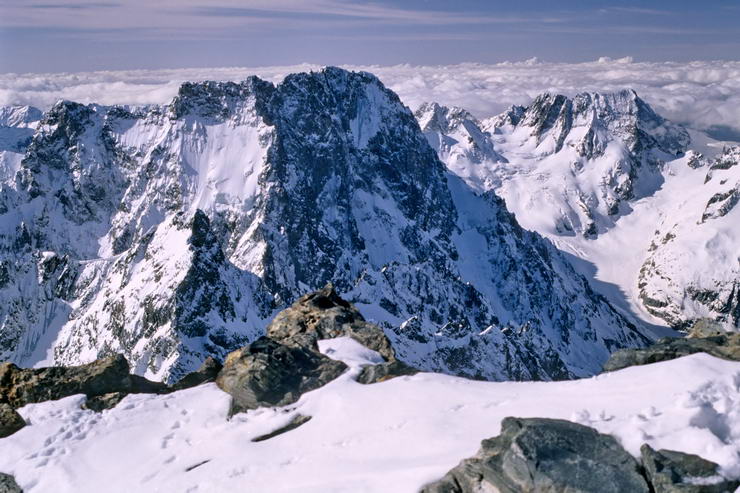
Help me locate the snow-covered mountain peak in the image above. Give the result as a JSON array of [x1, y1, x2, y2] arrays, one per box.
[[168, 77, 273, 122], [0, 68, 653, 383], [414, 101, 506, 192], [415, 102, 477, 134], [456, 89, 693, 237], [0, 105, 42, 128], [493, 89, 689, 159]]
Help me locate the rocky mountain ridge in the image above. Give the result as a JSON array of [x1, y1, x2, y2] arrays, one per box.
[[420, 92, 738, 332], [0, 67, 651, 383]]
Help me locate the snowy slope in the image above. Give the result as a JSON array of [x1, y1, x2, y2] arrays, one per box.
[[0, 352, 738, 492], [421, 93, 739, 331], [0, 68, 654, 383], [0, 106, 41, 184]]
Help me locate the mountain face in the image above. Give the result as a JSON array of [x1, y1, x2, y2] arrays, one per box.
[[0, 68, 652, 382], [0, 106, 41, 183], [420, 93, 738, 332], [415, 102, 506, 191], [421, 90, 689, 238], [638, 146, 740, 330]]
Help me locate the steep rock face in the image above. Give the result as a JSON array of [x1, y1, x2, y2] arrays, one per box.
[[426, 91, 689, 238], [638, 146, 740, 330], [0, 68, 652, 382]]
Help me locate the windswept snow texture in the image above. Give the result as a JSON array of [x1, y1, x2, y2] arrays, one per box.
[[422, 94, 739, 331], [0, 354, 738, 492], [0, 68, 654, 384]]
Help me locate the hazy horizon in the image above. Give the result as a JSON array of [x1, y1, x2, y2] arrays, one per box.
[[1, 0, 740, 73]]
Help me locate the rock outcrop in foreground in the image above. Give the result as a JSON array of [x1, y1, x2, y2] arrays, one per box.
[[0, 472, 22, 493], [422, 417, 649, 493], [0, 404, 25, 438], [422, 417, 739, 493], [0, 352, 225, 424], [603, 328, 740, 372], [216, 284, 416, 414], [0, 286, 414, 424], [641, 444, 738, 493]]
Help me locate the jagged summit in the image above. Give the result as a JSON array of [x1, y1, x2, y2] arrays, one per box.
[[478, 89, 690, 237], [498, 89, 689, 158], [0, 106, 42, 128], [415, 101, 506, 191], [0, 67, 651, 383]]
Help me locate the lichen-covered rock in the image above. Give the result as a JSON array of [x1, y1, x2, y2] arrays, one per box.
[[603, 333, 740, 372], [641, 444, 740, 493], [0, 472, 22, 493], [0, 404, 25, 438], [422, 417, 649, 493], [216, 336, 347, 415], [0, 354, 167, 408], [267, 284, 396, 361]]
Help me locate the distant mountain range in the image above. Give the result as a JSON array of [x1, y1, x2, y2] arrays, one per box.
[[0, 67, 736, 383]]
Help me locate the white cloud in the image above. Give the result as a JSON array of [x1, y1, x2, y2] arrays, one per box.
[[1, 59, 739, 139]]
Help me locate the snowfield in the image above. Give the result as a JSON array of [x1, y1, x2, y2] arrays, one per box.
[[1, 341, 739, 492]]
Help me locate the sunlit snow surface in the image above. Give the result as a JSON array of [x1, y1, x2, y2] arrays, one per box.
[[1, 352, 739, 492]]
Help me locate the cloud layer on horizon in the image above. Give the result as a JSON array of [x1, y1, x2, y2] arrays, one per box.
[[1, 59, 739, 140]]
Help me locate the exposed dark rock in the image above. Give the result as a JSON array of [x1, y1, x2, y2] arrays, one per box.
[[216, 336, 347, 415], [81, 392, 128, 412], [641, 444, 740, 493], [356, 359, 418, 384], [251, 414, 312, 442], [265, 284, 418, 383], [170, 357, 223, 391], [266, 283, 397, 361], [0, 473, 22, 493], [603, 333, 740, 372], [421, 417, 649, 493], [0, 403, 25, 438], [0, 354, 167, 409]]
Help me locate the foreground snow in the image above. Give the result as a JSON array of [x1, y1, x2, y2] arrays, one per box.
[[1, 344, 739, 492]]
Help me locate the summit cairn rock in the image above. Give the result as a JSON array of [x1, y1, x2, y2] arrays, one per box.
[[216, 336, 347, 415], [267, 284, 417, 384], [267, 283, 396, 360], [217, 285, 417, 414]]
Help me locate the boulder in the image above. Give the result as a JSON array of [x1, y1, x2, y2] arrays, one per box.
[[641, 444, 740, 493], [0, 473, 22, 493], [0, 354, 168, 409], [170, 356, 223, 391], [0, 404, 25, 438], [603, 333, 740, 372], [216, 336, 347, 415], [81, 392, 128, 412], [356, 359, 417, 384], [422, 417, 649, 493], [266, 283, 396, 361]]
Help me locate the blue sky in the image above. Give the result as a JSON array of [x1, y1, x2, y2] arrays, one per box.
[[1, 0, 739, 73]]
